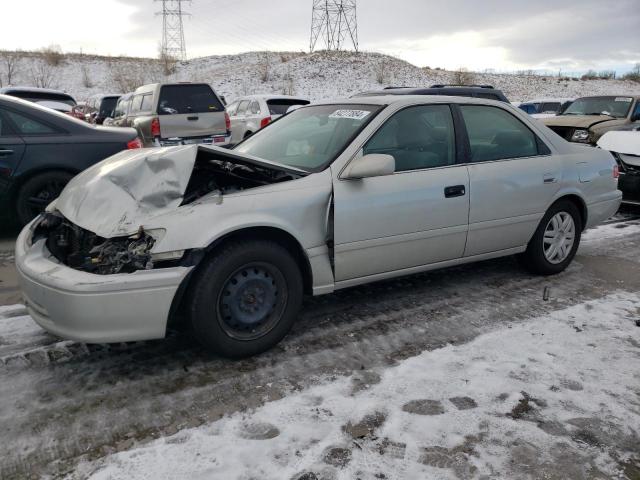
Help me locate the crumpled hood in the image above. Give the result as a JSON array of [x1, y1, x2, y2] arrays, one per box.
[[598, 131, 640, 167], [54, 146, 198, 238], [543, 115, 621, 129]]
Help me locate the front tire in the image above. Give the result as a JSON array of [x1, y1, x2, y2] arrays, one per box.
[[188, 240, 303, 358], [520, 200, 582, 275], [15, 171, 74, 226]]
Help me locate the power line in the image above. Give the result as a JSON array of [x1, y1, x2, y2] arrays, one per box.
[[310, 0, 358, 53], [155, 0, 191, 61]]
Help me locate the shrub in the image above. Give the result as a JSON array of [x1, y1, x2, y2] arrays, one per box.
[[41, 45, 64, 66]]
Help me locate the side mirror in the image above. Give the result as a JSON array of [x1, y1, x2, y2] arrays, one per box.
[[342, 154, 395, 180]]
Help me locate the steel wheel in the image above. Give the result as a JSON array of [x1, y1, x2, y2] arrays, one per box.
[[216, 262, 287, 341], [543, 211, 576, 264]]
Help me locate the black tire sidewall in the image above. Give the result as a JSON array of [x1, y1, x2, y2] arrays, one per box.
[[15, 171, 73, 226], [189, 240, 303, 358], [523, 200, 582, 275]]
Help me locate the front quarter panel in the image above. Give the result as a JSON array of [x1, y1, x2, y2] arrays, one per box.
[[148, 169, 334, 254]]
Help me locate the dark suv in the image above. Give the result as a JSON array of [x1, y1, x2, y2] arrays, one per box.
[[354, 84, 510, 103]]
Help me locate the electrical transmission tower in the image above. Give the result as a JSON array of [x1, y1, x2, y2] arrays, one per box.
[[310, 0, 359, 53], [155, 0, 190, 61]]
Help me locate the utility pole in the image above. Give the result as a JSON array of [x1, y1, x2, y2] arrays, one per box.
[[310, 0, 358, 53], [155, 0, 190, 61]]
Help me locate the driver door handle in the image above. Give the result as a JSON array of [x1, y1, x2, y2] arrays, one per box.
[[0, 149, 14, 156]]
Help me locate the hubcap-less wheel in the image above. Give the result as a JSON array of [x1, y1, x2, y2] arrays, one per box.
[[543, 212, 575, 264], [217, 262, 287, 341]]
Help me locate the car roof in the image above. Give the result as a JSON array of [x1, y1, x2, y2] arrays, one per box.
[[315, 94, 507, 107], [0, 94, 91, 127], [0, 86, 72, 96], [521, 98, 574, 103], [237, 94, 309, 101]]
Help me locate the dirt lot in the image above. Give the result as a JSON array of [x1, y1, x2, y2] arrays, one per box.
[[1, 213, 639, 479]]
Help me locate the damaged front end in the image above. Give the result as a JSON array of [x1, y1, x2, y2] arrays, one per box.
[[34, 213, 156, 275]]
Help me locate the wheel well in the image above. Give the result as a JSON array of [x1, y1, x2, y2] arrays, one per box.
[[8, 167, 78, 204], [244, 131, 253, 138], [555, 194, 588, 230], [167, 226, 314, 331]]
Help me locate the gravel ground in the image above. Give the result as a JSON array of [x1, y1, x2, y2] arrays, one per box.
[[0, 213, 639, 479]]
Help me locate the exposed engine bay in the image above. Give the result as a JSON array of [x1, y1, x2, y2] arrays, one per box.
[[181, 151, 302, 205], [34, 213, 156, 275], [33, 149, 304, 275]]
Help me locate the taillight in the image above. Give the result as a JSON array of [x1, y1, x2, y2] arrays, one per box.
[[260, 116, 272, 129], [613, 165, 619, 179], [127, 138, 143, 149], [151, 118, 161, 137], [224, 112, 231, 131]]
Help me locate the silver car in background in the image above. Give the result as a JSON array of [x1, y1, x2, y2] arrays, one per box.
[[227, 94, 310, 144], [15, 96, 621, 358]]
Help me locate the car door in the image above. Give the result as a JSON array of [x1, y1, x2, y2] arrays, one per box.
[[0, 110, 26, 191], [459, 104, 561, 257], [333, 104, 470, 282]]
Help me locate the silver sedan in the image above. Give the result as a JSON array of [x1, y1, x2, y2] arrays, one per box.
[[15, 96, 621, 358]]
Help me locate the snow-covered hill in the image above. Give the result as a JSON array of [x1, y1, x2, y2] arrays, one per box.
[[1, 50, 638, 103]]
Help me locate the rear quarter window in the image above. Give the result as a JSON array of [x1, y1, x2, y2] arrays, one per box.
[[158, 84, 224, 115], [4, 110, 60, 135]]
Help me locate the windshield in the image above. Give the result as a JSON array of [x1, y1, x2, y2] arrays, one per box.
[[561, 96, 633, 118], [234, 104, 383, 171], [158, 84, 223, 115]]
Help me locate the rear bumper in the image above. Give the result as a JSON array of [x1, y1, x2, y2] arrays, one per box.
[[153, 133, 231, 148], [585, 191, 623, 229], [15, 223, 192, 343]]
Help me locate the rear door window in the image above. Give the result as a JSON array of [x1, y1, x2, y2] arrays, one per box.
[[140, 94, 153, 112], [4, 110, 60, 135], [129, 95, 144, 114], [158, 84, 224, 115], [236, 100, 250, 116], [267, 99, 311, 116], [249, 101, 261, 115], [0, 112, 14, 136], [460, 105, 543, 162]]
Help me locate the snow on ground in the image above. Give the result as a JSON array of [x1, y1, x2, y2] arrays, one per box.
[[72, 292, 640, 480], [2, 50, 639, 104]]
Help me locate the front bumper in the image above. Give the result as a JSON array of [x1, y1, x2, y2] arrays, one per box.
[[15, 223, 192, 343]]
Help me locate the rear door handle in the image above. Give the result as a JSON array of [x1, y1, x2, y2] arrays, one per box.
[[543, 172, 557, 184], [0, 149, 14, 156], [444, 185, 466, 198], [187, 116, 199, 121]]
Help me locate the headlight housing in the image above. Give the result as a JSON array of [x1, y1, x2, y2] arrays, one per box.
[[571, 129, 591, 143]]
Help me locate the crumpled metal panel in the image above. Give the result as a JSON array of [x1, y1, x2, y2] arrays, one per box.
[[598, 131, 640, 158], [55, 145, 198, 238]]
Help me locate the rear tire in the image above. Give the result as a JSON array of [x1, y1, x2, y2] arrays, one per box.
[[188, 239, 303, 358], [520, 200, 582, 275], [15, 171, 74, 226]]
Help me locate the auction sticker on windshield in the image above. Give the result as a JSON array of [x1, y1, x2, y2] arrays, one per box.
[[615, 97, 633, 103], [329, 109, 371, 120]]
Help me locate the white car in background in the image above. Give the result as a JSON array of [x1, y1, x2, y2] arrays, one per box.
[[518, 98, 574, 119], [226, 94, 310, 144]]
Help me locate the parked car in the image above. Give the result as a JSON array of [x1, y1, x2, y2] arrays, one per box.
[[83, 93, 122, 125], [354, 85, 509, 102], [118, 82, 231, 147], [517, 98, 574, 118], [0, 94, 141, 225], [598, 129, 640, 205], [15, 95, 620, 358], [226, 95, 310, 144], [69, 102, 87, 120], [0, 87, 77, 112], [543, 95, 640, 144], [102, 93, 132, 127]]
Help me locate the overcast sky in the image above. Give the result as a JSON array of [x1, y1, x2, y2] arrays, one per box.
[[2, 0, 639, 74]]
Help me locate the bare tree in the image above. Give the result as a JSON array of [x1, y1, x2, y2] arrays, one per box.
[[30, 61, 56, 88], [0, 50, 20, 86], [281, 67, 295, 95], [452, 67, 474, 85], [374, 58, 389, 84], [41, 44, 64, 66], [622, 63, 640, 83], [81, 64, 93, 88], [109, 61, 148, 92], [259, 52, 271, 83]]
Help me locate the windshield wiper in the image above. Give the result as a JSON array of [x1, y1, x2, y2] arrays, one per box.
[[585, 112, 615, 118]]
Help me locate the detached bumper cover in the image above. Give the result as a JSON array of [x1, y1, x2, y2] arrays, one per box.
[[15, 225, 192, 343]]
